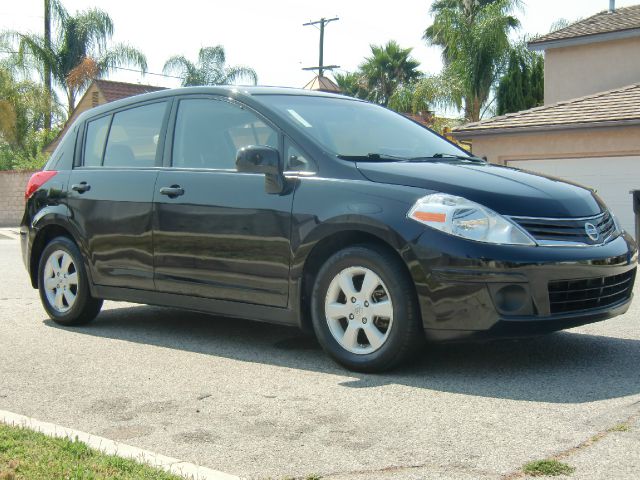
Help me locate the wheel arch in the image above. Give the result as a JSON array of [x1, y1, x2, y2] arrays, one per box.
[[296, 227, 422, 333], [29, 220, 84, 289]]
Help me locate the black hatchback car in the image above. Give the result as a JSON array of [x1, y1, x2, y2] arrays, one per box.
[[22, 86, 637, 372]]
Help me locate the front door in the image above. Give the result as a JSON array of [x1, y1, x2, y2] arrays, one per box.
[[153, 96, 293, 307], [67, 100, 169, 290]]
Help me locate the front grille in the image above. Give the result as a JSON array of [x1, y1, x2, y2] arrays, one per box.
[[510, 212, 616, 245], [548, 269, 636, 314]]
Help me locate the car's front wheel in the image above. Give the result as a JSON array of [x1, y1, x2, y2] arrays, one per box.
[[311, 245, 423, 372], [38, 236, 103, 326]]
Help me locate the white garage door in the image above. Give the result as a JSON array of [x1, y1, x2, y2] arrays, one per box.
[[507, 156, 639, 237]]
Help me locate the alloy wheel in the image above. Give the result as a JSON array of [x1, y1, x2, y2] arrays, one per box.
[[43, 249, 78, 313], [324, 266, 394, 354]]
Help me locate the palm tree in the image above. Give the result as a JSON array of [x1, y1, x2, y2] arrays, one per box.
[[163, 46, 257, 87], [334, 71, 369, 99], [388, 74, 459, 115], [424, 0, 521, 121], [9, 1, 147, 116], [359, 41, 421, 106]]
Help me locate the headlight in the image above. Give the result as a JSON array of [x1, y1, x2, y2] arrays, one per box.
[[408, 193, 536, 246]]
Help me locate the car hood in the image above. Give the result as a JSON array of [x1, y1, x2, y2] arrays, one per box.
[[356, 161, 604, 218]]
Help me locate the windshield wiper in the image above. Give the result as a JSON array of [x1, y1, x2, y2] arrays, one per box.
[[406, 153, 486, 164], [337, 153, 408, 162]]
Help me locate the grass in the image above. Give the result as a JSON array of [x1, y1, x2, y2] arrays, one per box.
[[522, 459, 575, 477], [0, 423, 183, 480], [607, 423, 630, 433]]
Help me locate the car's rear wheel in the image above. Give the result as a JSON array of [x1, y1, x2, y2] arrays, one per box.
[[38, 236, 102, 326], [311, 244, 423, 372]]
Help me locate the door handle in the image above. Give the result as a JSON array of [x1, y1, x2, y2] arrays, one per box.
[[71, 182, 91, 193], [159, 185, 185, 198]]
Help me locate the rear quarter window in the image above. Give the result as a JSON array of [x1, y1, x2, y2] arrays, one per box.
[[83, 115, 111, 167]]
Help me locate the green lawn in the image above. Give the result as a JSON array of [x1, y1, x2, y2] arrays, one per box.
[[0, 423, 183, 480]]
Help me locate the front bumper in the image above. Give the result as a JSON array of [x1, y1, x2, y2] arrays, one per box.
[[409, 229, 638, 341]]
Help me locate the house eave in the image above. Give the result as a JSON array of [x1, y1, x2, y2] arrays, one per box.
[[452, 119, 640, 139], [528, 28, 640, 51]]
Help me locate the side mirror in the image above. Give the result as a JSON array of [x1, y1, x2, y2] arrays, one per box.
[[236, 145, 285, 194]]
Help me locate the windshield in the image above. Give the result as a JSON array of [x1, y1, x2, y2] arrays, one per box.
[[258, 95, 466, 159]]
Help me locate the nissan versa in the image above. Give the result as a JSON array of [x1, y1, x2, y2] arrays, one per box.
[[21, 87, 638, 372]]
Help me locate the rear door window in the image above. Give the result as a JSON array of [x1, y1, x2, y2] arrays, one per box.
[[102, 102, 167, 167]]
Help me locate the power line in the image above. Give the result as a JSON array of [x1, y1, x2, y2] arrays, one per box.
[[111, 66, 183, 80], [0, 52, 183, 81]]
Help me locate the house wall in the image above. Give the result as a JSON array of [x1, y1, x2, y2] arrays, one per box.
[[544, 36, 640, 104], [464, 125, 640, 165], [0, 170, 34, 226]]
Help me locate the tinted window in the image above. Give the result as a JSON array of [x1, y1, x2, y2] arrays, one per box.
[[46, 125, 76, 170], [172, 98, 278, 170], [258, 95, 465, 159], [83, 115, 110, 167], [103, 102, 167, 167], [285, 139, 315, 172]]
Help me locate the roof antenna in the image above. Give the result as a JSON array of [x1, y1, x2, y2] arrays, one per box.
[[609, 0, 616, 12]]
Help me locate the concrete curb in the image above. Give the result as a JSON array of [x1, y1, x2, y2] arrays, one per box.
[[0, 409, 241, 480]]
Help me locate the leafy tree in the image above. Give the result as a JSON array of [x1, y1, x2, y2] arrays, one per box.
[[333, 71, 369, 99], [0, 66, 60, 170], [411, 74, 463, 114], [387, 84, 417, 113], [424, 0, 522, 121], [8, 1, 147, 116], [163, 46, 257, 86], [496, 45, 544, 115], [359, 41, 421, 106]]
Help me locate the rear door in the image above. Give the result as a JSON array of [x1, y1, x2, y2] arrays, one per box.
[[152, 96, 294, 307], [67, 100, 170, 290]]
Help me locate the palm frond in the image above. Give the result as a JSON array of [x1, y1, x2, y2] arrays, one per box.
[[98, 43, 147, 76], [223, 66, 257, 85], [164, 46, 258, 86], [73, 8, 114, 54]]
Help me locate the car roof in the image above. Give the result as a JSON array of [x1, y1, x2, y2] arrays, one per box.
[[76, 85, 358, 122]]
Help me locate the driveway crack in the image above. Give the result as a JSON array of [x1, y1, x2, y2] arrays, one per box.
[[501, 407, 640, 480]]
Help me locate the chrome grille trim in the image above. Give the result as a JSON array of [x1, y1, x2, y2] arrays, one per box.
[[508, 212, 618, 247]]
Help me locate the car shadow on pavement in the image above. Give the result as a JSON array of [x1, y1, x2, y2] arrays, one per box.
[[44, 304, 640, 404]]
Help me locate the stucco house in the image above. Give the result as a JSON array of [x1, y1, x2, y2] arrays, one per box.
[[452, 2, 640, 234], [44, 79, 166, 154]]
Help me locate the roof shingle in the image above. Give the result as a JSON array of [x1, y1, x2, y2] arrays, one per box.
[[452, 82, 640, 137], [94, 79, 166, 102], [529, 4, 640, 47]]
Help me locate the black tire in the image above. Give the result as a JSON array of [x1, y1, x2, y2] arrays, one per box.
[[311, 244, 424, 372], [38, 236, 103, 326]]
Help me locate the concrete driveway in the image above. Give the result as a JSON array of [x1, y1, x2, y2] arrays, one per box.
[[0, 230, 638, 479]]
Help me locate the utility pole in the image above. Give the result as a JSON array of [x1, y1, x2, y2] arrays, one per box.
[[302, 17, 339, 76], [44, 0, 52, 131]]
